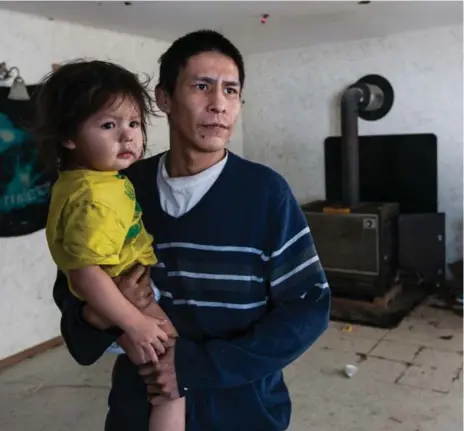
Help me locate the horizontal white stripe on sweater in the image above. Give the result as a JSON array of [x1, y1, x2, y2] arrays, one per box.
[[159, 290, 268, 310], [167, 270, 264, 283], [156, 227, 311, 262]]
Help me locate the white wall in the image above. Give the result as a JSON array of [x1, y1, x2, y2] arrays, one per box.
[[0, 10, 243, 359], [243, 25, 463, 265]]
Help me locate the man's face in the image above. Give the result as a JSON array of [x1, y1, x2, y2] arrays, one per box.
[[159, 51, 242, 154]]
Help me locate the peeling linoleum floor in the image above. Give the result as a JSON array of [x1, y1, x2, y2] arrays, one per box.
[[1, 299, 462, 431]]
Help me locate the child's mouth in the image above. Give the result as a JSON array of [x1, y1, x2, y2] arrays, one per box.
[[117, 151, 135, 159]]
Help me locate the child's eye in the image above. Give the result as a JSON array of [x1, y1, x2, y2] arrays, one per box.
[[130, 121, 140, 128], [101, 122, 115, 130]]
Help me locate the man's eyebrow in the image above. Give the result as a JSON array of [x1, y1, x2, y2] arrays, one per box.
[[194, 76, 240, 87]]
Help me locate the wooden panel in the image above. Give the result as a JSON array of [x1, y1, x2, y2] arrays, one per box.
[[0, 336, 63, 372]]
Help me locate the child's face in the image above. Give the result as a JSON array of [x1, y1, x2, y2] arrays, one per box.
[[64, 96, 144, 171]]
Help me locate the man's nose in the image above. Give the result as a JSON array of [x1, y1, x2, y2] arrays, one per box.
[[207, 88, 227, 114]]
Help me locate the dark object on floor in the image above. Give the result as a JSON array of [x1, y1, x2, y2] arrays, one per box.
[[330, 280, 431, 329], [426, 270, 463, 317]]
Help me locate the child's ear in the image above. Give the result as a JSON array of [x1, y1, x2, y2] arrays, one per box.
[[62, 140, 76, 150]]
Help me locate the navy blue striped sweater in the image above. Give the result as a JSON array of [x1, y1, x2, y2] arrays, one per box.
[[53, 151, 331, 431]]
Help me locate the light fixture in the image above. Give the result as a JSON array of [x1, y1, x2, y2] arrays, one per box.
[[0, 62, 30, 101]]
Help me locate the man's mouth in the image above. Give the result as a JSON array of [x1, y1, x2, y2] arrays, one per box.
[[200, 123, 229, 130]]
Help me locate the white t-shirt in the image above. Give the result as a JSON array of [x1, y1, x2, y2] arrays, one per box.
[[157, 151, 228, 218]]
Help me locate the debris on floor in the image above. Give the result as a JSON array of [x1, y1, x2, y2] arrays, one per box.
[[342, 324, 353, 333], [344, 364, 358, 378]]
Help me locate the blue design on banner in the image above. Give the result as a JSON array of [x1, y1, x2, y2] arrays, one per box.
[[0, 85, 56, 237]]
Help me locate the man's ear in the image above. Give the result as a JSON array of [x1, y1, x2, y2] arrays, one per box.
[[62, 140, 76, 150], [155, 85, 171, 115]]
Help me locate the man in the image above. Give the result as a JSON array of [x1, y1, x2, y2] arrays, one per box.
[[53, 30, 331, 431]]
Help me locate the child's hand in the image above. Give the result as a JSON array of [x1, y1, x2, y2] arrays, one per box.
[[125, 316, 169, 364]]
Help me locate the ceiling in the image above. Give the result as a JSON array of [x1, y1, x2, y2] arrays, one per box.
[[0, 1, 462, 54]]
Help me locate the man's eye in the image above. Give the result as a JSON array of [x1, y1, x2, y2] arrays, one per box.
[[195, 83, 208, 91], [101, 122, 115, 130], [225, 88, 238, 95]]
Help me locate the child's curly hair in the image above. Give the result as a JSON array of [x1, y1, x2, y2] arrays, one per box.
[[32, 59, 158, 170]]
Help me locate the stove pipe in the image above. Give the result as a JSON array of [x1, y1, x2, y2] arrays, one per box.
[[340, 81, 386, 207], [341, 86, 363, 207]]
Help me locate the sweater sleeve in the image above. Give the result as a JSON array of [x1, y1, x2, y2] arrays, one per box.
[[53, 270, 121, 366], [174, 180, 330, 392]]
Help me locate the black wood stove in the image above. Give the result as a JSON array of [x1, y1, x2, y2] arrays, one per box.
[[302, 75, 400, 300]]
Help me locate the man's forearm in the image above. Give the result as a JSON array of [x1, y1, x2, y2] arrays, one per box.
[[174, 287, 330, 392], [82, 303, 112, 330], [60, 294, 121, 365]]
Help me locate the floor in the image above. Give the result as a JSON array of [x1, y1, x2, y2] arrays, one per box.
[[1, 298, 462, 431]]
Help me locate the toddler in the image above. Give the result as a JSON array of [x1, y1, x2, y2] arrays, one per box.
[[34, 60, 184, 431]]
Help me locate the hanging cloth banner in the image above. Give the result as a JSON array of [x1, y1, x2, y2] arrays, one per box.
[[0, 85, 56, 237]]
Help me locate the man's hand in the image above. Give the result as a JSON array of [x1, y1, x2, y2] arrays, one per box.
[[81, 264, 153, 330], [114, 264, 154, 311], [138, 343, 180, 406]]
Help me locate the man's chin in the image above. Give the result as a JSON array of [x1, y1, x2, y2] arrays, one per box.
[[194, 137, 228, 153]]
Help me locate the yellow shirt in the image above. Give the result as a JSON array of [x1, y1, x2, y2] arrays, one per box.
[[46, 169, 157, 297]]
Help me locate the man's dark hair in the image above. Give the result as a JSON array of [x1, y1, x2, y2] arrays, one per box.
[[157, 29, 245, 95], [32, 60, 157, 170]]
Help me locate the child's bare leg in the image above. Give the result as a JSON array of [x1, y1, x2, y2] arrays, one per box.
[[142, 301, 185, 430], [149, 398, 185, 431]]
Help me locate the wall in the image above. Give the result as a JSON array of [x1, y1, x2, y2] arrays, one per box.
[[243, 25, 463, 264], [0, 10, 243, 359]]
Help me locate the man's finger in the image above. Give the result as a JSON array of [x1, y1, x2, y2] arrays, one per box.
[[154, 361, 169, 373], [142, 373, 158, 384], [144, 294, 155, 308], [128, 264, 146, 284], [149, 395, 169, 407], [139, 267, 151, 286], [138, 363, 157, 377], [164, 338, 176, 349], [146, 384, 161, 395], [159, 383, 171, 397]]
